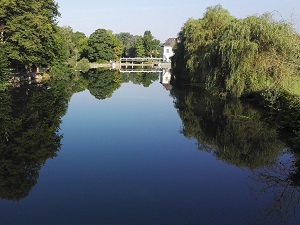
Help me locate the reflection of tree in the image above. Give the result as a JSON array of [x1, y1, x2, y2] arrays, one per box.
[[170, 86, 285, 170], [122, 72, 159, 87], [85, 69, 122, 100], [0, 84, 70, 201], [250, 153, 300, 225], [171, 85, 300, 223]]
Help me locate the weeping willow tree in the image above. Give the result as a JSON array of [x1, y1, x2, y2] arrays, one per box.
[[172, 5, 234, 84], [172, 5, 300, 97]]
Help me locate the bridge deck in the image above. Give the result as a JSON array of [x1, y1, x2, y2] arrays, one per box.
[[120, 57, 163, 63]]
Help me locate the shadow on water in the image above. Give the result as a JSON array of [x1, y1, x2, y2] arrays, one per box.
[[170, 85, 300, 225]]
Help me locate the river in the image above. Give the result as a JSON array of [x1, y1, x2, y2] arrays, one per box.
[[0, 69, 299, 225]]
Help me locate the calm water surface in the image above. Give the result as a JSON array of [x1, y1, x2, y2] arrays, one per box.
[[0, 71, 299, 225]]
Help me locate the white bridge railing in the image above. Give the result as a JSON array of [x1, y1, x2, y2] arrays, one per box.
[[120, 58, 163, 63]]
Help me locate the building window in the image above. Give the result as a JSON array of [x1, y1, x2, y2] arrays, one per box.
[[166, 49, 169, 53]]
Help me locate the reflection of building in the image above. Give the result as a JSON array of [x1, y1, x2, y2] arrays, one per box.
[[161, 38, 177, 62], [160, 69, 171, 84], [160, 68, 172, 91]]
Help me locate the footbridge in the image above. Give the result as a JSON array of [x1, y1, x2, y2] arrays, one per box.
[[119, 57, 164, 67]]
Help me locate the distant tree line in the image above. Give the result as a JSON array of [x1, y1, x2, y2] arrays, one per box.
[[0, 0, 162, 88], [86, 29, 161, 62]]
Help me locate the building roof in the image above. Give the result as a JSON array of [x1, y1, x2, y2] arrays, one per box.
[[162, 38, 177, 47]]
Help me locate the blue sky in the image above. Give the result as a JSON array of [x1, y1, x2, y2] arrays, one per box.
[[57, 0, 300, 42]]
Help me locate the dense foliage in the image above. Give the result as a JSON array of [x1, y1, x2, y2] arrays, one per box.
[[58, 26, 89, 71], [261, 90, 300, 150], [0, 44, 9, 89], [142, 30, 161, 57], [115, 32, 139, 58], [135, 36, 146, 57], [172, 5, 300, 97], [0, 0, 61, 71], [87, 29, 124, 63]]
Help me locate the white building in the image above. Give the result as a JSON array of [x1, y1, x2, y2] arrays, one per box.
[[161, 38, 177, 62]]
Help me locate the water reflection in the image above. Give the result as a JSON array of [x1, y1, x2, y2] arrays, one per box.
[[170, 85, 300, 224], [83, 68, 122, 100], [159, 68, 171, 84], [250, 153, 300, 225], [122, 71, 159, 87], [160, 68, 173, 91], [170, 86, 286, 169], [0, 69, 162, 201], [0, 85, 68, 201], [0, 69, 103, 201], [83, 68, 160, 99]]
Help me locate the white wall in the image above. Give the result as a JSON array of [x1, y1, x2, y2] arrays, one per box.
[[162, 46, 174, 62]]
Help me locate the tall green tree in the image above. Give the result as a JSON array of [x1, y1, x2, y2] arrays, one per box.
[[142, 30, 161, 57], [57, 26, 90, 72], [0, 0, 61, 71], [87, 29, 124, 62], [73, 31, 89, 59], [58, 26, 76, 63], [135, 36, 146, 58], [115, 32, 139, 57]]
